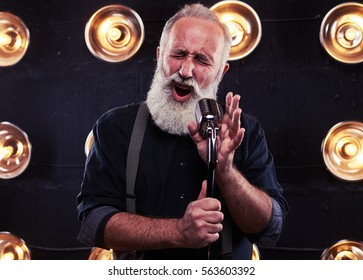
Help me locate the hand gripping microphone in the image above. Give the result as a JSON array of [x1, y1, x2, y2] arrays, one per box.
[[195, 98, 222, 198]]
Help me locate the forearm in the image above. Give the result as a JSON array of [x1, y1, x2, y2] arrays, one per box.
[[104, 188, 223, 251], [104, 212, 183, 251], [215, 165, 272, 234]]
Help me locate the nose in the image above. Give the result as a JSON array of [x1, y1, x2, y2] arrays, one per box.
[[178, 57, 194, 79]]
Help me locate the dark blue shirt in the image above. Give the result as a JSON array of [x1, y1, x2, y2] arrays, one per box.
[[77, 102, 288, 259]]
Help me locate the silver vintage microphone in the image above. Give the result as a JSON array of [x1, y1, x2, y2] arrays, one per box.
[[195, 98, 222, 198]]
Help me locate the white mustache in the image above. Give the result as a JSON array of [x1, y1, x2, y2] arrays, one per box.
[[168, 73, 198, 91]]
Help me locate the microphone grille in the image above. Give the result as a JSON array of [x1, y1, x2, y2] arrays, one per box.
[[197, 98, 219, 116]]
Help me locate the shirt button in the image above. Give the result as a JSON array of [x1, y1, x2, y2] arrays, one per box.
[[180, 193, 185, 199], [180, 162, 185, 167]]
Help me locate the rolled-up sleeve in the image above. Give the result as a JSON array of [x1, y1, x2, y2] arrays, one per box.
[[257, 198, 284, 246], [77, 206, 119, 248]]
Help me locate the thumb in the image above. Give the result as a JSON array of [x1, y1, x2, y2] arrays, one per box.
[[197, 180, 207, 200]]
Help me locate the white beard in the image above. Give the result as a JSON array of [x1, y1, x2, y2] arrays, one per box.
[[146, 65, 220, 135]]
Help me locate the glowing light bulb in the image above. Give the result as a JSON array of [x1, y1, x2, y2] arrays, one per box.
[[0, 146, 14, 160], [0, 33, 12, 46]]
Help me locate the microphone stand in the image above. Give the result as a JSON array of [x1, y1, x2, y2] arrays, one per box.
[[195, 98, 222, 260], [206, 124, 218, 260]]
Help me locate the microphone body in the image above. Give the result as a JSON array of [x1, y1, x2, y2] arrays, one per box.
[[195, 98, 222, 198], [195, 98, 222, 139]]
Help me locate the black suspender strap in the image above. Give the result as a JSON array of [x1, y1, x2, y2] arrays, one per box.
[[222, 211, 233, 258], [126, 101, 149, 213]]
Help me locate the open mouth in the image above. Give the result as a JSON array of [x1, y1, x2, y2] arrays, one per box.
[[173, 84, 193, 102]]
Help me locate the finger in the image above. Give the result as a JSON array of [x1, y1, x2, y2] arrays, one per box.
[[197, 180, 207, 200], [207, 222, 223, 233], [225, 92, 233, 114], [231, 94, 240, 110], [208, 232, 220, 243], [199, 232, 220, 246], [230, 108, 242, 137], [234, 127, 245, 147], [228, 94, 239, 118], [188, 121, 198, 138], [188, 121, 203, 144], [198, 222, 223, 244], [204, 211, 224, 224], [224, 94, 240, 131]]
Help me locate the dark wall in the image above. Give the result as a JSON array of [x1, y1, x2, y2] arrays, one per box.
[[0, 0, 362, 260]]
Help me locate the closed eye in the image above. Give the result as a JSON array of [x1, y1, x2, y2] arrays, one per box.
[[194, 54, 212, 66], [169, 50, 188, 59]]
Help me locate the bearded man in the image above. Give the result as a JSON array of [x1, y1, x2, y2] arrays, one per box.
[[77, 3, 288, 260]]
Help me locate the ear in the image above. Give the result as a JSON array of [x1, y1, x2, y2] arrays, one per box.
[[220, 63, 229, 80], [156, 46, 160, 60]]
